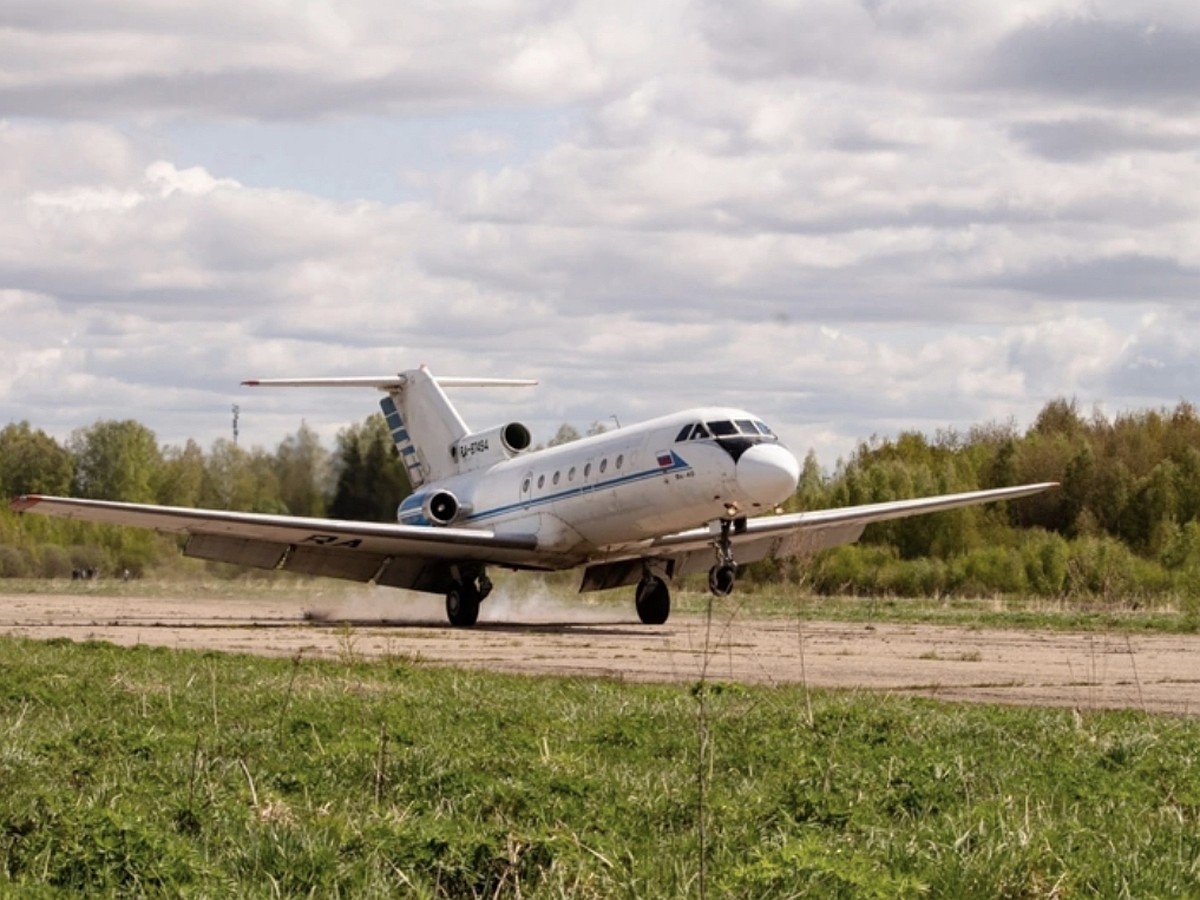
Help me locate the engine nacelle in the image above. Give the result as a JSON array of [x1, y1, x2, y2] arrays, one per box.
[[421, 490, 470, 526], [451, 422, 532, 472]]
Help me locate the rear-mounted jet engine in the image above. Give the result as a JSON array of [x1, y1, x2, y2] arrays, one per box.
[[451, 422, 532, 472]]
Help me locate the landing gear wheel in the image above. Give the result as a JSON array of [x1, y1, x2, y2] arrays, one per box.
[[446, 583, 481, 627], [708, 563, 737, 597], [708, 518, 739, 597], [635, 576, 671, 625]]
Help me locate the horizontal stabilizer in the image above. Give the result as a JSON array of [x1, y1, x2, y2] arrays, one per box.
[[243, 376, 537, 390], [243, 366, 536, 487]]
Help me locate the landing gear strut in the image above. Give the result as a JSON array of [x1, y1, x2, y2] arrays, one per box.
[[446, 571, 493, 627], [635, 575, 671, 625], [708, 518, 741, 597]]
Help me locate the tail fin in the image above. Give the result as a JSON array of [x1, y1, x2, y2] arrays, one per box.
[[243, 365, 536, 488]]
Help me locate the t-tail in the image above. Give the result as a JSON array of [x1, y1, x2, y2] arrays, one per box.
[[243, 365, 537, 488]]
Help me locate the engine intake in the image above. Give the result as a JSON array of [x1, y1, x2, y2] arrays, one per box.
[[422, 490, 467, 526]]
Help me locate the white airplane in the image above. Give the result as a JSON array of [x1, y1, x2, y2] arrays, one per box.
[[10, 366, 1055, 626]]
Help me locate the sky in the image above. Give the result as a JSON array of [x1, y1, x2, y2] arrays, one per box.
[[3, 0, 1200, 468]]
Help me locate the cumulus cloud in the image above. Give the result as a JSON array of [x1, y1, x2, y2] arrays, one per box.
[[2, 0, 1200, 467], [982, 16, 1200, 103]]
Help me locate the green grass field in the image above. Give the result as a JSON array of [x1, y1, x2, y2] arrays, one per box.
[[3, 630, 1200, 897]]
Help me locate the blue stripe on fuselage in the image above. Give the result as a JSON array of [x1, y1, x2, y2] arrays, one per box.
[[393, 453, 695, 531], [462, 454, 692, 526]]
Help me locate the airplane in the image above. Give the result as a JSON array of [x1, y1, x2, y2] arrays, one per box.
[[9, 365, 1056, 626]]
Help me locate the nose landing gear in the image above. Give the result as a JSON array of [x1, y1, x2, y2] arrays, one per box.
[[708, 562, 737, 596], [707, 517, 743, 597]]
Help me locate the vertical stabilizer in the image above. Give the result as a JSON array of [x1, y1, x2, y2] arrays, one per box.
[[380, 367, 469, 487], [379, 394, 427, 488]]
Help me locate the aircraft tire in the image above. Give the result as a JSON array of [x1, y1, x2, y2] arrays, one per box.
[[635, 576, 670, 625], [446, 584, 481, 627], [708, 564, 736, 597]]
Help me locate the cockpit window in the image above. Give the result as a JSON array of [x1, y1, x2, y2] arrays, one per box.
[[677, 422, 715, 441], [735, 419, 757, 435], [706, 420, 738, 437], [753, 421, 777, 438]]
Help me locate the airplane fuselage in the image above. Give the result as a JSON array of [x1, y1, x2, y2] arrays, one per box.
[[396, 406, 802, 565]]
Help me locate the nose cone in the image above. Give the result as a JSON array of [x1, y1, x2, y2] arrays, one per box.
[[736, 443, 800, 506]]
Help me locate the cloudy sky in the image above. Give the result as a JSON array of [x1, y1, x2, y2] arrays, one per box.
[[3, 0, 1200, 468]]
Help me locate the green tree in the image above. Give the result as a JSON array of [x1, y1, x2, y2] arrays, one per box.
[[1175, 447, 1200, 524], [794, 450, 827, 511], [275, 422, 330, 517], [0, 422, 74, 497], [328, 414, 411, 521], [1032, 397, 1085, 439], [156, 439, 206, 507], [69, 420, 162, 502], [202, 439, 283, 512]]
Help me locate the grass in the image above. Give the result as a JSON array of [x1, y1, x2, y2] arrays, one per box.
[[3, 635, 1200, 896], [668, 582, 1200, 635]]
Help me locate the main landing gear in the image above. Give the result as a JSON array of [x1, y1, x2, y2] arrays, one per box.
[[446, 571, 493, 627], [634, 517, 746, 625], [635, 575, 671, 625]]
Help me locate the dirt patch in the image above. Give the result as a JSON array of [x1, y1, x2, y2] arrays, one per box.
[[2, 589, 1197, 714]]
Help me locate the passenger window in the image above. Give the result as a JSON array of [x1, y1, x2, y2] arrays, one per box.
[[584, 462, 592, 477], [616, 454, 624, 469], [553, 471, 560, 485], [706, 420, 738, 437], [568, 466, 576, 481], [537, 475, 545, 489], [522, 477, 530, 492], [600, 459, 608, 473]]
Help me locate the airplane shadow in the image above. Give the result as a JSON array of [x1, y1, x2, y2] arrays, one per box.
[[307, 618, 657, 637], [59, 616, 666, 638]]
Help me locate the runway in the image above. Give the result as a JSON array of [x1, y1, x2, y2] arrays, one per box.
[[2, 590, 1197, 714]]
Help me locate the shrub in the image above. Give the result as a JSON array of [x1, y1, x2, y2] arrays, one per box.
[[809, 545, 896, 595], [1021, 530, 1069, 596], [38, 544, 73, 579], [876, 557, 947, 598], [1063, 536, 1170, 604], [948, 546, 1028, 596], [0, 544, 31, 578]]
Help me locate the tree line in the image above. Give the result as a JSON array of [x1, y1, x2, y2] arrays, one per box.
[[762, 398, 1200, 605], [0, 415, 410, 578], [3, 398, 1200, 605]]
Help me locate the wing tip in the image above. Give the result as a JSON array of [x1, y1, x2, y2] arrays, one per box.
[[9, 494, 43, 513]]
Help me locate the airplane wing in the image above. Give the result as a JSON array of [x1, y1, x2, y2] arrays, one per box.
[[579, 482, 1057, 590], [8, 495, 541, 593], [13, 482, 1057, 595]]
